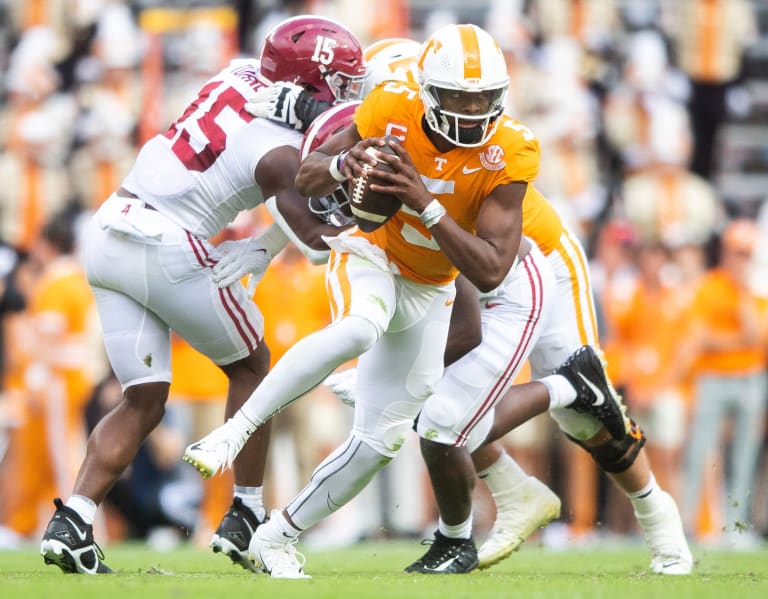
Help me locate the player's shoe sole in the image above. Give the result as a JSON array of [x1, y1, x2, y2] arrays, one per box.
[[182, 449, 216, 479], [211, 534, 263, 572]]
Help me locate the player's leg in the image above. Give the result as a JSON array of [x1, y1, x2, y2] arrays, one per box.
[[470, 338, 631, 567], [149, 233, 272, 571], [40, 213, 181, 573], [183, 251, 392, 478], [409, 245, 553, 574], [251, 274, 453, 578], [205, 346, 271, 571], [539, 239, 692, 574], [471, 441, 561, 569], [41, 282, 172, 574]]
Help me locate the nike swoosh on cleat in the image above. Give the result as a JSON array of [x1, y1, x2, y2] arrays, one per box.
[[433, 556, 459, 572], [577, 372, 606, 406], [661, 561, 680, 568], [64, 517, 88, 541]]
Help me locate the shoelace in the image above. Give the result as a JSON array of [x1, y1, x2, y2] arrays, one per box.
[[199, 428, 247, 474], [271, 537, 306, 572], [221, 437, 243, 471], [417, 538, 462, 568], [94, 541, 106, 561]]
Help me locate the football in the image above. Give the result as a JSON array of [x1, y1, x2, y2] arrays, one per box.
[[348, 138, 402, 232]]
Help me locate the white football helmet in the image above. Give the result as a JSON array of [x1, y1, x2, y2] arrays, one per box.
[[362, 38, 421, 96], [417, 24, 509, 147]]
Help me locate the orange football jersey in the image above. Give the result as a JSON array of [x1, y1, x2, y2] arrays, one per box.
[[520, 184, 565, 256], [353, 81, 540, 285]]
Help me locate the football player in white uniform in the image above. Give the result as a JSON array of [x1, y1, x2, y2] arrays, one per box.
[[39, 15, 366, 575]]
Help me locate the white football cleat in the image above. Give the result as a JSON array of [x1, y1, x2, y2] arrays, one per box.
[[183, 417, 253, 479], [478, 476, 561, 569], [249, 515, 311, 579], [636, 490, 693, 575], [323, 368, 358, 407]]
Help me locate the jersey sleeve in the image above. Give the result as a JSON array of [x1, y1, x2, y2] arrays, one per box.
[[502, 121, 540, 183]]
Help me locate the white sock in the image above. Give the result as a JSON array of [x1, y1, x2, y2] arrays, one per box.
[[234, 486, 265, 521], [438, 513, 473, 540], [477, 451, 528, 495], [65, 495, 97, 525], [540, 374, 577, 409], [627, 474, 663, 517], [260, 509, 302, 544]]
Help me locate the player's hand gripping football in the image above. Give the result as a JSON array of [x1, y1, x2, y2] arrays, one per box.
[[342, 137, 433, 213]]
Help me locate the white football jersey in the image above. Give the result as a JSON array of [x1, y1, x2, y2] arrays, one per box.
[[122, 59, 302, 238]]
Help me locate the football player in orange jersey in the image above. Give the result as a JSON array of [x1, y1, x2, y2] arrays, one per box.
[[349, 34, 692, 575], [184, 23, 624, 577], [253, 33, 692, 575]]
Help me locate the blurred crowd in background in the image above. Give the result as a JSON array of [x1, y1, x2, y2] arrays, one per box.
[[1, 0, 768, 553]]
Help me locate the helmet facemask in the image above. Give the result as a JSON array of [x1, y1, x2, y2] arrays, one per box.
[[307, 188, 354, 226], [421, 84, 507, 147], [322, 68, 368, 102]]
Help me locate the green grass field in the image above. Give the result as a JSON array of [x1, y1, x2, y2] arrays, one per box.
[[3, 540, 767, 599]]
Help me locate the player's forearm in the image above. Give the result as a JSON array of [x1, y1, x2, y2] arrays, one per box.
[[430, 218, 519, 292], [295, 151, 344, 198]]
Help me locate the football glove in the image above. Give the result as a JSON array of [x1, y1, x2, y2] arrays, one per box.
[[212, 238, 272, 289], [245, 82, 331, 133]]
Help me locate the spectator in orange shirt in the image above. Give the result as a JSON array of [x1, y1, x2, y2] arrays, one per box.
[[679, 219, 767, 547], [610, 240, 692, 502]]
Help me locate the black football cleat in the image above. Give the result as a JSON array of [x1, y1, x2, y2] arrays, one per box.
[[556, 345, 627, 439], [404, 531, 478, 574], [40, 498, 112, 574], [210, 497, 264, 572]]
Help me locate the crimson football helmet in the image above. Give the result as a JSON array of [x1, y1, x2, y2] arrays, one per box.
[[299, 101, 360, 226], [418, 24, 509, 147], [259, 15, 367, 104]]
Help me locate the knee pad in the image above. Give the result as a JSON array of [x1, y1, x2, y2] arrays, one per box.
[[565, 419, 646, 473], [339, 314, 381, 353], [416, 395, 493, 451]]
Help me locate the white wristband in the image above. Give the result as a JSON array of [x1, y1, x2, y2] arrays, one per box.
[[420, 198, 447, 228], [256, 222, 289, 256], [329, 151, 348, 183]]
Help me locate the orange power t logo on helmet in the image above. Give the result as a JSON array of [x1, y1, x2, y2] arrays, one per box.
[[457, 24, 482, 80], [417, 38, 442, 70]]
